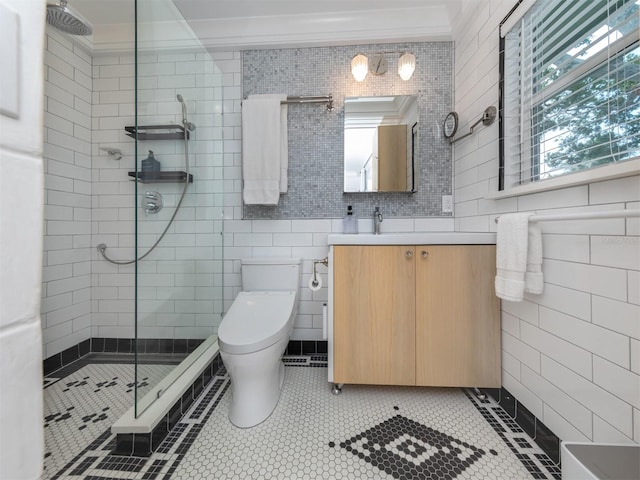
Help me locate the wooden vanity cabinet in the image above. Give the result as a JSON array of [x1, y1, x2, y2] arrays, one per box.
[[333, 244, 500, 388], [333, 245, 416, 385]]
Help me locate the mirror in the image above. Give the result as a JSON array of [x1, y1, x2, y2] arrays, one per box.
[[344, 95, 418, 193]]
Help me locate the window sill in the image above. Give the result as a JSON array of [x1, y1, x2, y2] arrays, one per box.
[[485, 158, 640, 200]]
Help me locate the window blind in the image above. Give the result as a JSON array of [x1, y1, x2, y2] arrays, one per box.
[[500, 0, 639, 190]]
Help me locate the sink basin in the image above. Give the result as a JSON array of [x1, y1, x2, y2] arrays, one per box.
[[327, 232, 496, 245]]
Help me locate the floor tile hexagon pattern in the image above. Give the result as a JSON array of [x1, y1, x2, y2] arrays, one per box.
[[43, 355, 561, 479]]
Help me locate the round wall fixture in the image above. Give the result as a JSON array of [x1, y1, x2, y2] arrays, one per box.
[[370, 54, 388, 75], [443, 112, 459, 139]]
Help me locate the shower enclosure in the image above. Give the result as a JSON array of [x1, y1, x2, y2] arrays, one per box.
[[94, 0, 225, 416], [132, 0, 224, 416]]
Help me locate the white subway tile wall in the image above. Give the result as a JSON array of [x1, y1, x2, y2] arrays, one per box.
[[42, 27, 92, 359], [453, 0, 640, 444], [42, 32, 227, 357], [90, 49, 225, 344]]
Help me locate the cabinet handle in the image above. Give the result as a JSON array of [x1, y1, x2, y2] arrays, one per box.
[[421, 250, 428, 258], [405, 250, 413, 258]]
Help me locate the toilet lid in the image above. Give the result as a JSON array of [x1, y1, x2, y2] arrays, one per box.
[[218, 291, 296, 354]]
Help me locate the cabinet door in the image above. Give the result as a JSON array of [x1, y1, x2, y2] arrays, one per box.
[[377, 125, 408, 191], [333, 245, 416, 385], [415, 245, 501, 387]]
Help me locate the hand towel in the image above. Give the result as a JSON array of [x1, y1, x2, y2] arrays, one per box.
[[279, 102, 288, 193], [241, 94, 288, 205], [525, 222, 544, 294], [495, 212, 533, 301]]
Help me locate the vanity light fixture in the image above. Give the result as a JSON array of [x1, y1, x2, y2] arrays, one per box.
[[351, 54, 369, 82], [351, 52, 416, 82], [398, 52, 416, 81]]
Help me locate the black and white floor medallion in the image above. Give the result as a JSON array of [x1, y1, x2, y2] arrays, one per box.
[[340, 415, 485, 479]]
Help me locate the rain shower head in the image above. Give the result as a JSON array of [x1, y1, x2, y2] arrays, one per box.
[[47, 1, 93, 36]]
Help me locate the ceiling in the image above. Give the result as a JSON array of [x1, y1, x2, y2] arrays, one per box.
[[67, 0, 477, 53]]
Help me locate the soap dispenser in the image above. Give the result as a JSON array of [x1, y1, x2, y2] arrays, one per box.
[[141, 150, 161, 175], [343, 205, 358, 234]]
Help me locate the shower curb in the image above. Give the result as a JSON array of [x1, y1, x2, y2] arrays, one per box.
[[111, 338, 222, 457]]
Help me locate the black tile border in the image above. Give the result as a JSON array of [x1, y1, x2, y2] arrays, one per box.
[[43, 338, 207, 376], [45, 338, 328, 377], [113, 353, 226, 457], [285, 340, 328, 356], [480, 386, 561, 465], [466, 389, 561, 479]]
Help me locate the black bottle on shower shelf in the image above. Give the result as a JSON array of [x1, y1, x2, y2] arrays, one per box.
[[141, 150, 161, 174]]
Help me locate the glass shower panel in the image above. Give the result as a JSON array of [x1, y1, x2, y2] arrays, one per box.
[[134, 0, 224, 416]]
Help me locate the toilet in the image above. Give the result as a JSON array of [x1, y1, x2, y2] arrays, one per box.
[[218, 257, 301, 428]]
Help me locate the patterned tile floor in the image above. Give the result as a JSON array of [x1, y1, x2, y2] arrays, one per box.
[[43, 355, 561, 480]]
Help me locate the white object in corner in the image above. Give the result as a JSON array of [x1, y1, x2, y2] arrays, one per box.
[[0, 3, 19, 118]]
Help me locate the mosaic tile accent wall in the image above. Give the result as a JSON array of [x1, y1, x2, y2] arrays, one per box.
[[242, 42, 453, 219]]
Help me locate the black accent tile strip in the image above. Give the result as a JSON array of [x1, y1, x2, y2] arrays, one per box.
[[97, 455, 147, 472], [285, 340, 328, 356], [516, 401, 536, 438], [535, 417, 561, 464], [464, 389, 561, 480], [69, 455, 99, 476], [43, 337, 209, 377], [480, 387, 500, 403], [301, 340, 316, 355], [285, 340, 302, 355], [501, 387, 561, 465], [43, 354, 62, 377], [104, 338, 118, 353], [500, 386, 516, 417]]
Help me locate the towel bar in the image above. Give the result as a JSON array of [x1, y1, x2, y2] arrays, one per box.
[[495, 209, 640, 223]]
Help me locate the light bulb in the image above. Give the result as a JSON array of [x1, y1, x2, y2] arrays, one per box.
[[351, 54, 368, 82], [398, 52, 416, 81]]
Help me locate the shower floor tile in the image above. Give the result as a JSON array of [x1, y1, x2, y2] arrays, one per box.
[[43, 357, 560, 480], [43, 362, 175, 479]]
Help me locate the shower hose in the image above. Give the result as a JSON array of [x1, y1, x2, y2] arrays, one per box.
[[97, 101, 192, 265]]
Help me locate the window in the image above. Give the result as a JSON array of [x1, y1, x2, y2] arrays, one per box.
[[499, 0, 639, 191]]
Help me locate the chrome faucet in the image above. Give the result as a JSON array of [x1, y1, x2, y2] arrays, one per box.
[[373, 206, 383, 234]]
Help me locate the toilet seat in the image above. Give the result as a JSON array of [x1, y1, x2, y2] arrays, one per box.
[[218, 291, 296, 355]]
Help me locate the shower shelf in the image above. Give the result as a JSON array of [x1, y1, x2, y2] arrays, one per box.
[[124, 124, 190, 140], [128, 171, 193, 183]]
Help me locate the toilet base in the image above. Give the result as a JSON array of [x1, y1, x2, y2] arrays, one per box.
[[221, 336, 288, 428]]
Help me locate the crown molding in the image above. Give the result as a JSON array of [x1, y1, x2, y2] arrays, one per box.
[[72, 6, 453, 56], [189, 7, 452, 51]]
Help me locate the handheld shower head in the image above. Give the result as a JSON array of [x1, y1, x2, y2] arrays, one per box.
[[176, 94, 196, 131]]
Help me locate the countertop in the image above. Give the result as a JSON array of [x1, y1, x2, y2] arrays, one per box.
[[327, 232, 496, 245]]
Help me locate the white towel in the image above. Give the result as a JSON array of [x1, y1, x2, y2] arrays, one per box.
[[241, 94, 288, 205], [279, 102, 288, 193], [525, 222, 544, 294], [495, 212, 543, 301]]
